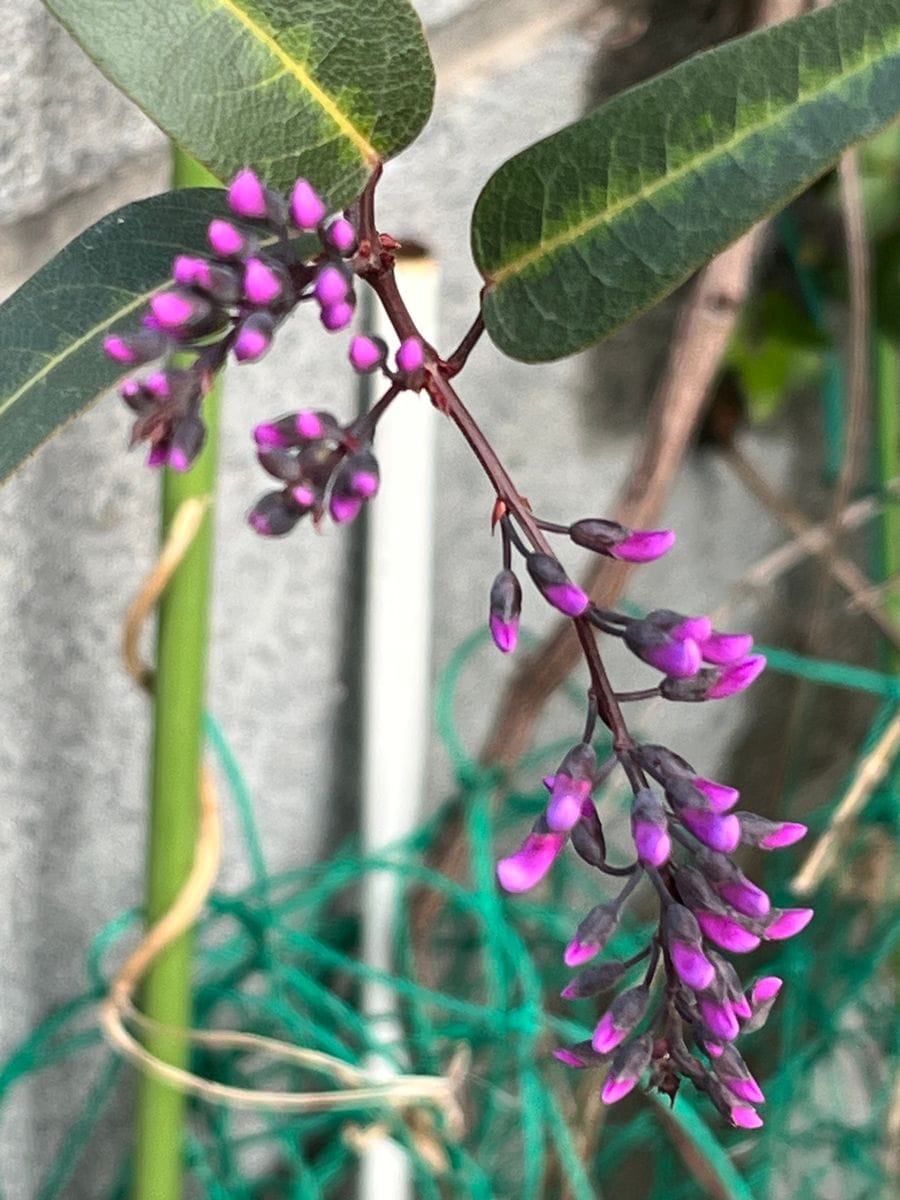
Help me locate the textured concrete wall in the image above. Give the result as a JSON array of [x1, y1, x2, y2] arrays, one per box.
[[0, 1, 799, 1193]]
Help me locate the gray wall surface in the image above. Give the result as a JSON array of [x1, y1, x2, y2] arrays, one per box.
[[0, 1, 821, 1194]]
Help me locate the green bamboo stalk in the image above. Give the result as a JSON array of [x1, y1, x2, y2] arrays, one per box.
[[132, 150, 221, 1200], [874, 334, 900, 644]]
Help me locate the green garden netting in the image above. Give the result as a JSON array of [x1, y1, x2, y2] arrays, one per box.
[[0, 622, 897, 1200]]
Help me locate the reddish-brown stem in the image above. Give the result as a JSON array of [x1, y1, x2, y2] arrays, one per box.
[[355, 175, 637, 755]]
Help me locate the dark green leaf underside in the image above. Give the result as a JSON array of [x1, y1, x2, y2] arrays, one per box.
[[472, 0, 900, 361], [43, 0, 435, 209], [0, 190, 226, 484]]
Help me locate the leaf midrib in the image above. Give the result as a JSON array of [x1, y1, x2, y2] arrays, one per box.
[[0, 289, 152, 419], [486, 23, 900, 286], [217, 0, 379, 167]]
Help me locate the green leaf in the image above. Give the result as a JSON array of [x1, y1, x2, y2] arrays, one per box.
[[471, 0, 900, 362], [0, 189, 225, 485], [43, 0, 434, 207]]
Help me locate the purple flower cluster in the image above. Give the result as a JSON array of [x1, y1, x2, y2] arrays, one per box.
[[493, 522, 811, 1128], [103, 170, 363, 476]]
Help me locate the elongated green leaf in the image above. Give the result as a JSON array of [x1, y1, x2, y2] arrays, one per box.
[[43, 0, 434, 207], [0, 190, 225, 484], [472, 0, 900, 361]]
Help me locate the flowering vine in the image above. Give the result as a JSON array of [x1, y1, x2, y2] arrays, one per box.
[[103, 165, 812, 1131]]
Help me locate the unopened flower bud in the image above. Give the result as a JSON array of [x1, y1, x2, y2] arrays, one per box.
[[601, 1033, 654, 1103], [565, 902, 621, 967], [561, 959, 628, 1000], [698, 997, 740, 1042], [291, 178, 327, 229], [569, 519, 675, 563], [763, 907, 813, 940], [349, 334, 387, 373], [243, 257, 285, 305], [695, 911, 761, 954], [234, 312, 276, 363], [150, 290, 212, 332], [489, 568, 522, 654], [553, 1041, 606, 1069], [497, 815, 566, 894], [592, 986, 649, 1054], [314, 264, 352, 307], [699, 631, 754, 665], [680, 809, 741, 853], [526, 554, 589, 617], [664, 905, 714, 990], [207, 218, 249, 257], [320, 300, 355, 331], [740, 976, 783, 1034], [167, 415, 206, 473], [546, 743, 596, 832], [631, 788, 671, 868], [707, 654, 767, 699], [103, 329, 168, 365], [624, 618, 701, 679], [227, 168, 267, 219], [247, 491, 303, 537], [326, 217, 358, 256], [396, 337, 424, 374], [737, 813, 808, 850]]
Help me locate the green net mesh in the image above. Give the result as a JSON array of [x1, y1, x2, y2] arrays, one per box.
[[1, 624, 897, 1200]]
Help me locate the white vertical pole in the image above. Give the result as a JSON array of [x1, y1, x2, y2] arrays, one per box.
[[359, 250, 439, 1200]]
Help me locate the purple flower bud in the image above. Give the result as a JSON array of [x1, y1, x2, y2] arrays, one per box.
[[680, 809, 741, 853], [693, 777, 740, 813], [614, 528, 676, 562], [553, 1040, 605, 1069], [344, 450, 380, 499], [150, 291, 205, 331], [172, 255, 211, 288], [673, 865, 726, 914], [565, 902, 620, 967], [669, 615, 713, 643], [497, 818, 566, 894], [546, 743, 596, 832], [327, 217, 358, 256], [635, 743, 695, 782], [713, 1046, 765, 1105], [705, 1041, 725, 1058], [731, 1106, 764, 1129], [526, 554, 589, 617], [670, 942, 715, 991], [295, 410, 326, 440], [290, 178, 327, 229], [234, 312, 276, 363], [146, 442, 170, 468], [706, 654, 767, 699], [243, 258, 284, 305], [732, 994, 753, 1020], [103, 329, 168, 366], [716, 876, 770, 919], [207, 218, 247, 257], [569, 519, 675, 563], [592, 986, 649, 1054], [624, 619, 701, 678], [228, 169, 267, 218], [315, 264, 351, 307], [601, 1033, 654, 1103], [320, 301, 355, 331], [737, 813, 808, 850], [696, 912, 761, 954], [699, 998, 740, 1042], [247, 491, 303, 537], [631, 788, 671, 868], [751, 976, 782, 1005], [330, 493, 362, 524], [699, 631, 754, 665], [349, 334, 386, 373], [764, 907, 813, 940], [291, 483, 317, 509], [167, 415, 206, 473], [560, 960, 628, 1000], [489, 568, 522, 654], [253, 417, 297, 449], [396, 337, 425, 374]]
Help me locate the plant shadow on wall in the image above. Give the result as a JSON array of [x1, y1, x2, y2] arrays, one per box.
[[0, 0, 898, 1197]]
